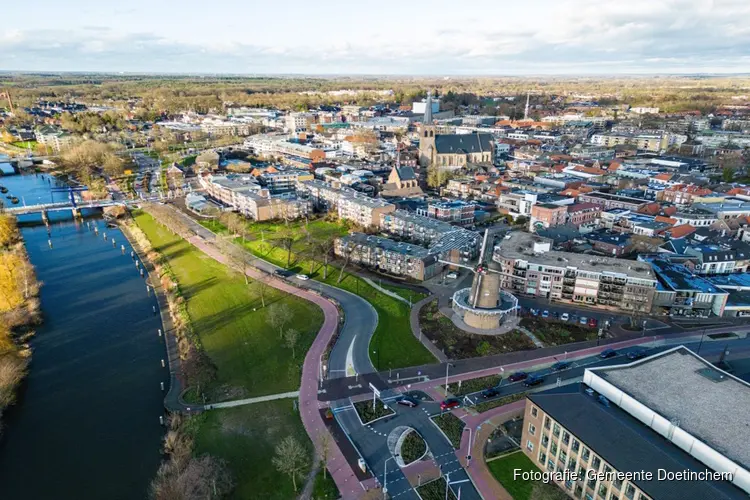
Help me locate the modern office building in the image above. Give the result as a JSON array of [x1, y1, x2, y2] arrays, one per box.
[[521, 346, 749, 500]]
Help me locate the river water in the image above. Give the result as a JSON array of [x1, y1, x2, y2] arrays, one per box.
[[0, 173, 167, 499]]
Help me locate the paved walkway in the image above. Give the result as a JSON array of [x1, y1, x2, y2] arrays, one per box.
[[516, 326, 544, 348], [455, 400, 527, 500], [410, 296, 449, 363], [205, 391, 300, 409], [184, 234, 365, 499], [361, 276, 410, 305]]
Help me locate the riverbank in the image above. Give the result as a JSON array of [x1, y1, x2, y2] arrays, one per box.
[[0, 214, 40, 433], [131, 209, 331, 498]]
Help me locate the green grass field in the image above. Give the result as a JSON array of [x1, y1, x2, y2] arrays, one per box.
[[487, 451, 540, 500], [191, 400, 313, 500], [134, 212, 323, 401], [200, 217, 436, 370]]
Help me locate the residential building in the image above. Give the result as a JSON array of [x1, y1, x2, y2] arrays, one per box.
[[521, 347, 749, 500], [497, 191, 538, 220], [531, 203, 568, 229], [493, 231, 656, 312], [426, 200, 475, 226], [336, 191, 396, 227], [260, 170, 313, 194], [34, 125, 75, 152], [577, 192, 648, 212], [334, 233, 440, 281], [567, 203, 600, 227], [649, 259, 729, 316], [285, 112, 314, 133]]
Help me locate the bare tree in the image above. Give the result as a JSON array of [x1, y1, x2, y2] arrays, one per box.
[[266, 303, 291, 338], [317, 432, 332, 480], [272, 436, 308, 492], [317, 237, 336, 280], [284, 328, 300, 359], [337, 240, 356, 284], [256, 277, 270, 308]]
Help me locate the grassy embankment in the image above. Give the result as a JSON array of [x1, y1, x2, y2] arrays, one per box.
[[200, 216, 434, 371], [133, 211, 335, 499], [0, 215, 40, 434], [487, 450, 567, 500]]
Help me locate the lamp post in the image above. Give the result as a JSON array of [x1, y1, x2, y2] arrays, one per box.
[[464, 427, 474, 467], [444, 363, 452, 396], [697, 327, 707, 355]]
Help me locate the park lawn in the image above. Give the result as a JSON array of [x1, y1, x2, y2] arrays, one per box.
[[200, 218, 436, 370], [379, 281, 428, 304], [312, 468, 340, 500], [487, 450, 541, 500], [134, 212, 323, 401], [191, 400, 313, 500]]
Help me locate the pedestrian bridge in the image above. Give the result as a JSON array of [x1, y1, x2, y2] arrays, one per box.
[[3, 199, 148, 215]]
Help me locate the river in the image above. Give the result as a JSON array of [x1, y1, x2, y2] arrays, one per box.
[[0, 173, 168, 499]]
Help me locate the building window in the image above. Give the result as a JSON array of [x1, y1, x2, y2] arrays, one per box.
[[547, 459, 555, 472], [544, 417, 551, 430], [553, 423, 561, 437], [541, 435, 549, 448], [592, 456, 601, 471], [572, 439, 580, 453], [527, 440, 534, 451], [613, 478, 623, 491], [528, 423, 536, 436], [539, 452, 547, 465], [550, 442, 558, 457], [582, 448, 590, 462], [531, 406, 538, 418], [624, 484, 636, 499], [562, 431, 570, 445], [587, 476, 597, 489], [599, 483, 608, 498]]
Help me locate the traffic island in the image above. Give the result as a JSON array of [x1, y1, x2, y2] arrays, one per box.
[[353, 398, 395, 425], [399, 430, 428, 466], [416, 477, 458, 500], [430, 412, 466, 449]]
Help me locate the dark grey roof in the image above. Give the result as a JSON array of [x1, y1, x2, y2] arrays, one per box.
[[529, 385, 745, 500], [396, 166, 416, 181], [434, 133, 493, 155]]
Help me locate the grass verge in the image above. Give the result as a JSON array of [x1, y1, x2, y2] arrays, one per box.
[[312, 467, 340, 499], [431, 412, 465, 449], [520, 317, 597, 346], [401, 431, 427, 465], [416, 477, 457, 500], [473, 392, 528, 413], [134, 211, 323, 402], [200, 217, 435, 370], [443, 374, 501, 397], [487, 451, 564, 500], [191, 400, 313, 500]]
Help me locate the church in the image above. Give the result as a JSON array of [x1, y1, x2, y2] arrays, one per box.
[[418, 92, 495, 168]]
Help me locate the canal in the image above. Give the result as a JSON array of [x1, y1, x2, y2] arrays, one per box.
[[0, 173, 168, 499]]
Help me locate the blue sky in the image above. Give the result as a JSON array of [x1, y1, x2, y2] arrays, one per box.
[[2, 0, 750, 74]]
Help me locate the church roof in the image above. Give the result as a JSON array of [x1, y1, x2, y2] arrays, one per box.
[[434, 133, 493, 155], [395, 166, 416, 181]]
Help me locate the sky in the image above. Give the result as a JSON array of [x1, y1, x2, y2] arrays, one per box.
[[2, 0, 750, 75]]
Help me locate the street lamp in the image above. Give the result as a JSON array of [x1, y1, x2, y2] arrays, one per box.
[[444, 363, 453, 396], [463, 427, 474, 467], [383, 455, 398, 499], [697, 327, 707, 355]]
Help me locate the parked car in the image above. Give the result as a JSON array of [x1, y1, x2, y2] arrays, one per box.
[[524, 374, 545, 387], [530, 309, 540, 317], [551, 361, 571, 372], [295, 274, 310, 281], [397, 396, 419, 408], [588, 317, 598, 328], [600, 348, 617, 359], [440, 398, 460, 410], [446, 272, 458, 279], [508, 371, 529, 382], [627, 349, 648, 361], [552, 311, 560, 319], [274, 269, 293, 277], [560, 313, 570, 322], [579, 316, 588, 325], [481, 387, 499, 398], [542, 310, 550, 318]]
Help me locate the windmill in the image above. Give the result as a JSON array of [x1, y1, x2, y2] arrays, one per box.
[[442, 229, 519, 330], [0, 90, 14, 114]]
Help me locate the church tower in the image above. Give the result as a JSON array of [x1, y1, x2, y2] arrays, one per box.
[[418, 90, 436, 167]]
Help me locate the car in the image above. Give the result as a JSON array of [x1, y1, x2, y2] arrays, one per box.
[[440, 398, 460, 410], [541, 310, 550, 318], [524, 375, 545, 387], [579, 316, 588, 325], [600, 348, 617, 359], [560, 313, 570, 322], [508, 371, 529, 382], [552, 311, 560, 319], [274, 269, 293, 277], [588, 317, 598, 328], [627, 349, 648, 361], [295, 274, 310, 281], [530, 308, 540, 317], [481, 387, 499, 398], [551, 361, 571, 372], [446, 272, 458, 279], [397, 396, 419, 408]]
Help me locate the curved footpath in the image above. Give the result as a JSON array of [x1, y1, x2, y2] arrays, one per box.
[[144, 206, 376, 498]]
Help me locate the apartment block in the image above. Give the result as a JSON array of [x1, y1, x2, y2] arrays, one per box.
[[493, 232, 656, 313], [531, 203, 568, 229], [567, 203, 601, 227], [296, 180, 395, 227], [521, 347, 748, 500], [427, 200, 475, 226], [334, 233, 440, 281], [577, 192, 648, 212]]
